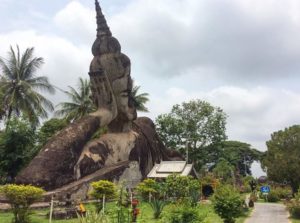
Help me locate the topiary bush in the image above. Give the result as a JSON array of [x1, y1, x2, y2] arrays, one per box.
[[136, 179, 160, 201], [90, 180, 117, 212], [0, 184, 44, 223], [212, 185, 244, 223]]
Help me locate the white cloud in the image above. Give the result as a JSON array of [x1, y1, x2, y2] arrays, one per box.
[[53, 1, 95, 44], [0, 30, 92, 106], [109, 0, 300, 82]]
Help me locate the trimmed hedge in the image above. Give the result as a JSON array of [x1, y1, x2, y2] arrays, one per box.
[[0, 184, 44, 223]]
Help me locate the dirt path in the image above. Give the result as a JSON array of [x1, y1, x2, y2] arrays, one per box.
[[245, 202, 290, 223]]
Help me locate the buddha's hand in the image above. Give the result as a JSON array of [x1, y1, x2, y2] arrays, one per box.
[[89, 69, 118, 125]]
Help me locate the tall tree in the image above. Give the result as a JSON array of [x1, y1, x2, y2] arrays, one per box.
[[55, 77, 96, 122], [131, 85, 149, 112], [213, 158, 234, 184], [0, 89, 5, 121], [155, 99, 227, 170], [0, 46, 55, 125], [210, 141, 263, 176], [262, 125, 300, 194], [0, 118, 36, 183], [35, 118, 68, 151]]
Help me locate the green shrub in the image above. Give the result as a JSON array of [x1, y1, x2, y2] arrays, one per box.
[[77, 211, 109, 223], [149, 199, 167, 219], [200, 175, 219, 187], [115, 182, 129, 223], [90, 180, 117, 212], [0, 184, 44, 223], [189, 189, 200, 207], [212, 185, 244, 223], [180, 206, 201, 223], [273, 187, 292, 199], [136, 179, 160, 200], [287, 200, 300, 219], [267, 191, 280, 202], [162, 204, 206, 223], [90, 180, 117, 199], [287, 190, 300, 219], [165, 174, 200, 201]]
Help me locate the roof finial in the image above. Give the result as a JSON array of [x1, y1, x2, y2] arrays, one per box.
[[95, 0, 112, 37]]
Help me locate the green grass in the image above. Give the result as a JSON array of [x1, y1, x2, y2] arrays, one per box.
[[0, 211, 78, 223], [0, 201, 251, 223], [289, 215, 300, 223], [291, 219, 300, 223]]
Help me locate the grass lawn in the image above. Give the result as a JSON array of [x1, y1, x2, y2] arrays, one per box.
[[289, 216, 300, 223], [0, 201, 251, 223]]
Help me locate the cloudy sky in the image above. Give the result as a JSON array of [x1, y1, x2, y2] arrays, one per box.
[[1, 0, 300, 176]]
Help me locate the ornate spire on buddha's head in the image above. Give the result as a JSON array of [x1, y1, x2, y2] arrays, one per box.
[[95, 0, 112, 37], [91, 0, 120, 56]]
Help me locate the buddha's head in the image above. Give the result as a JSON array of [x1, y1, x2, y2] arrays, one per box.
[[89, 0, 137, 132]]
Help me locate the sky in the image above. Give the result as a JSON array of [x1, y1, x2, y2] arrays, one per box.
[[1, 0, 300, 176]]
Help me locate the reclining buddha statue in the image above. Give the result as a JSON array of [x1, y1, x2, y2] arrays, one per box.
[[16, 0, 182, 195]]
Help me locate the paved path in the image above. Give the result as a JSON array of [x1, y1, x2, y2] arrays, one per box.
[[245, 202, 290, 223]]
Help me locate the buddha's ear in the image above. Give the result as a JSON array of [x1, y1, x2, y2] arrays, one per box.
[[128, 78, 133, 91]]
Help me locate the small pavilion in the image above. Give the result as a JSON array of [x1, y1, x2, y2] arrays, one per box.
[[147, 161, 199, 179]]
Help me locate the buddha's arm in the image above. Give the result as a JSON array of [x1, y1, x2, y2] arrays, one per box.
[[16, 73, 118, 189]]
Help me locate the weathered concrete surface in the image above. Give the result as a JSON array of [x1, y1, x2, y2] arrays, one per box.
[[44, 161, 131, 201], [15, 115, 101, 190], [245, 203, 290, 223]]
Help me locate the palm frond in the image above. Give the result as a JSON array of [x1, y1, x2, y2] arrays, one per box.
[[0, 45, 54, 124], [0, 58, 13, 79], [54, 78, 94, 122], [26, 76, 55, 94], [131, 83, 150, 112]]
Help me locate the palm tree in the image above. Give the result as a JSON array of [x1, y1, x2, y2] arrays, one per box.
[[0, 46, 55, 125], [131, 84, 150, 112], [55, 78, 96, 122], [0, 88, 5, 121]]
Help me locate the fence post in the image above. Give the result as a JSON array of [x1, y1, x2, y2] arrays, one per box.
[[49, 195, 54, 223], [102, 194, 106, 214]]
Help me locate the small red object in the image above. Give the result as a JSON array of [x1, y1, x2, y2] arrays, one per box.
[[132, 199, 139, 206]]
